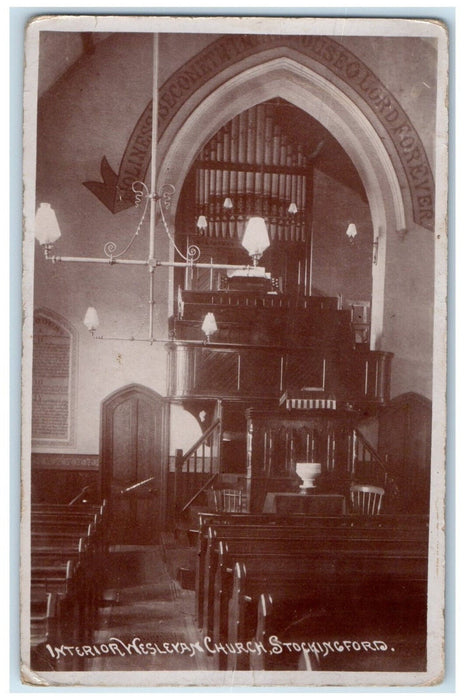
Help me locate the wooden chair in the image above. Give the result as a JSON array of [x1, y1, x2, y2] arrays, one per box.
[[221, 489, 244, 513], [350, 484, 385, 515], [209, 489, 244, 513]]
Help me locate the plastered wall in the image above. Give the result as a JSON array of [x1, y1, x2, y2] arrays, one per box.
[[31, 32, 438, 454], [311, 169, 373, 302]]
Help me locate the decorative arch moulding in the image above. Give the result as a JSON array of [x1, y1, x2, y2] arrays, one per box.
[[84, 34, 435, 232]]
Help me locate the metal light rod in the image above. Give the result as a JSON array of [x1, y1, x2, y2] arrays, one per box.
[[156, 261, 260, 270], [89, 335, 300, 350], [45, 252, 148, 265], [148, 35, 159, 340], [149, 35, 158, 262], [44, 248, 257, 271], [89, 334, 220, 345]]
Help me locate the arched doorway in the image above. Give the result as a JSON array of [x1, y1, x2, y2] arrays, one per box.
[[100, 384, 167, 544]]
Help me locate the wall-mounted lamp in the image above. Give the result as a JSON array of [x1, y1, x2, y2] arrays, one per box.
[[346, 223, 357, 244], [35, 203, 62, 248], [201, 312, 218, 342], [83, 307, 100, 335], [197, 198, 233, 231]]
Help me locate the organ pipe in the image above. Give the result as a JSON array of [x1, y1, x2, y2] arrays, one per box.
[[194, 103, 311, 245]]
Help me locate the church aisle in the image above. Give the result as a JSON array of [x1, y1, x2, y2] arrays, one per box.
[[85, 545, 214, 672]]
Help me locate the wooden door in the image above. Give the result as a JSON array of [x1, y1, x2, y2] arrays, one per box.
[[378, 392, 431, 514], [101, 384, 167, 544]]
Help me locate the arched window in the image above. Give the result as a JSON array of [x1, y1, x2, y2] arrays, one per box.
[[31, 309, 77, 448]]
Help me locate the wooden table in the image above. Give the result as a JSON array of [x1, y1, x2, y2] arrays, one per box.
[[262, 492, 346, 515]]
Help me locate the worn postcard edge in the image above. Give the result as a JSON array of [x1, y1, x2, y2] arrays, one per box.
[[19, 13, 449, 688]]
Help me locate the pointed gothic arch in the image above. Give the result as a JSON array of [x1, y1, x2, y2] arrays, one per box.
[[157, 54, 411, 349]]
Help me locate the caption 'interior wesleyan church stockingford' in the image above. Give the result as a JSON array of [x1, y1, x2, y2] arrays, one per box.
[[24, 18, 446, 685]]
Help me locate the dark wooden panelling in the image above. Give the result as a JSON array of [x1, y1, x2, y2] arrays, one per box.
[[31, 466, 101, 504], [168, 343, 392, 407], [195, 350, 239, 395]]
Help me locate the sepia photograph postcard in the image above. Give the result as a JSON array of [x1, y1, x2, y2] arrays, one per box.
[[20, 13, 449, 688]]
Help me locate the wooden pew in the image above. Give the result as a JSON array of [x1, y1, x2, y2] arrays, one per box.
[[31, 544, 94, 641], [31, 502, 105, 513], [195, 512, 422, 627], [30, 505, 106, 536], [31, 504, 107, 550], [224, 533, 428, 671], [205, 527, 420, 638], [197, 514, 428, 634], [253, 585, 427, 672], [30, 502, 107, 652], [200, 523, 333, 631], [211, 532, 427, 650], [196, 512, 318, 627], [31, 504, 104, 516], [31, 516, 98, 536], [31, 501, 108, 569], [30, 585, 53, 649], [192, 513, 427, 670], [31, 559, 78, 640]]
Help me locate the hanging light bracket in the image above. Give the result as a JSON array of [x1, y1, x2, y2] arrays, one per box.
[[35, 36, 275, 345]]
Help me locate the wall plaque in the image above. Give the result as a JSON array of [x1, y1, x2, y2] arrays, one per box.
[[32, 310, 76, 447]]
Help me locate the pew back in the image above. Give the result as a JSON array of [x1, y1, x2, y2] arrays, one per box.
[[29, 501, 107, 657], [193, 512, 428, 671]]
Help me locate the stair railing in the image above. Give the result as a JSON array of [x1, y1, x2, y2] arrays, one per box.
[[120, 476, 157, 495], [180, 418, 221, 472], [68, 485, 91, 505], [180, 473, 219, 514], [350, 428, 398, 497], [174, 417, 222, 514]]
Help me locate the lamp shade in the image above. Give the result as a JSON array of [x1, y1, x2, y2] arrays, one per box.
[[201, 312, 218, 339], [196, 215, 208, 230], [242, 217, 270, 258], [223, 197, 233, 210], [346, 223, 357, 240], [35, 203, 62, 245], [83, 307, 99, 332], [288, 202, 298, 215]]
